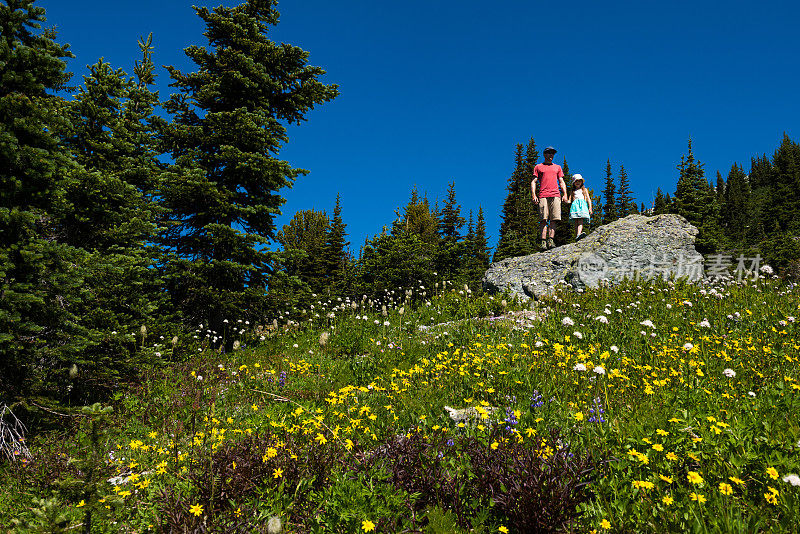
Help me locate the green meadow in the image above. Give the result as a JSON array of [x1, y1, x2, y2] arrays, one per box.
[[3, 275, 799, 533]]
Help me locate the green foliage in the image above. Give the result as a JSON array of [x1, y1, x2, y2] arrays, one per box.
[[323, 193, 352, 297], [721, 164, 751, 247], [309, 468, 416, 532], [602, 159, 617, 224], [653, 187, 671, 215], [760, 233, 800, 276], [357, 231, 437, 297], [276, 208, 331, 295], [670, 139, 721, 253], [495, 141, 539, 261], [617, 164, 636, 217], [0, 0, 90, 400], [159, 0, 338, 332]]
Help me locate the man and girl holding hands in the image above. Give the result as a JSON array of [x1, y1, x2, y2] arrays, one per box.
[[531, 145, 593, 251]]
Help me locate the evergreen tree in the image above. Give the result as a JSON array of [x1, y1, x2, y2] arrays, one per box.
[[159, 0, 338, 331], [653, 188, 668, 214], [58, 41, 174, 398], [747, 154, 771, 245], [0, 0, 90, 400], [436, 181, 465, 283], [438, 181, 465, 241], [721, 163, 751, 247], [520, 138, 540, 242], [617, 164, 634, 218], [462, 207, 491, 288], [602, 159, 617, 224], [392, 187, 439, 244], [495, 144, 529, 261], [276, 209, 330, 295], [715, 171, 726, 204], [671, 139, 720, 253], [762, 134, 800, 236], [323, 193, 350, 296]]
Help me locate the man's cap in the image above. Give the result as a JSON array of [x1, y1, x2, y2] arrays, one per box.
[[572, 174, 584, 184], [543, 146, 557, 154]]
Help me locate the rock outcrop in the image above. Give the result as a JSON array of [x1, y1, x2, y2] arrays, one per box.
[[483, 214, 704, 299]]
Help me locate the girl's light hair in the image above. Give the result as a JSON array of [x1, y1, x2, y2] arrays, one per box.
[[568, 179, 588, 203]]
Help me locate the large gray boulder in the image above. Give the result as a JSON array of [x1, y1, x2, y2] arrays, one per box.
[[483, 214, 704, 299]]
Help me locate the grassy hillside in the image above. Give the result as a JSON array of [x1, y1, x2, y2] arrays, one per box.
[[2, 276, 800, 533]]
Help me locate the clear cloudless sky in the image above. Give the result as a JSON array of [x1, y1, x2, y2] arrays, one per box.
[[39, 0, 800, 253]]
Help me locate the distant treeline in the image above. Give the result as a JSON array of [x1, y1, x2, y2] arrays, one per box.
[[2, 0, 800, 407]]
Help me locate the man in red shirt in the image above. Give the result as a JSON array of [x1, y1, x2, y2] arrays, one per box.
[[531, 146, 568, 250]]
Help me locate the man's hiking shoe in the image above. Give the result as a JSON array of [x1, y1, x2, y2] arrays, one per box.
[[576, 232, 586, 241], [540, 239, 547, 251], [547, 237, 555, 249]]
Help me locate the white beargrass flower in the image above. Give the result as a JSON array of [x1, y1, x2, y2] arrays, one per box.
[[782, 474, 800, 486], [610, 345, 619, 353], [593, 366, 606, 375], [596, 315, 609, 324], [573, 331, 583, 339], [573, 363, 587, 372], [562, 317, 575, 327], [640, 319, 655, 328], [723, 368, 736, 378], [698, 318, 711, 328]]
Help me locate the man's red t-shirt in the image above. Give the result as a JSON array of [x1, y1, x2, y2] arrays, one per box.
[[534, 163, 564, 198]]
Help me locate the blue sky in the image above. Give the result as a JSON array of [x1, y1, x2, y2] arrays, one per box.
[[40, 0, 800, 252]]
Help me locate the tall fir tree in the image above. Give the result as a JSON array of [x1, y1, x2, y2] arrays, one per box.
[[616, 164, 634, 218], [436, 181, 465, 283], [275, 209, 330, 295], [721, 163, 751, 247], [495, 144, 529, 261], [159, 0, 338, 331], [520, 138, 540, 243], [671, 139, 720, 253], [465, 206, 491, 288], [602, 159, 617, 224], [323, 193, 351, 297], [746, 154, 772, 245], [714, 171, 726, 204], [59, 43, 174, 398], [0, 0, 91, 400], [495, 138, 542, 260], [653, 188, 668, 214], [762, 134, 800, 236]]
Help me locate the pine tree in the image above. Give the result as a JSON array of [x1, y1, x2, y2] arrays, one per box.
[[721, 163, 750, 247], [0, 0, 90, 399], [159, 0, 338, 331], [602, 159, 617, 224], [495, 144, 529, 261], [438, 181, 465, 241], [520, 138, 540, 243], [715, 171, 726, 204], [617, 164, 634, 218], [672, 139, 719, 253], [763, 134, 800, 236], [276, 209, 330, 295], [323, 193, 350, 297], [59, 43, 173, 398], [747, 154, 771, 245], [653, 188, 668, 214], [436, 181, 466, 283], [467, 207, 491, 287]]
